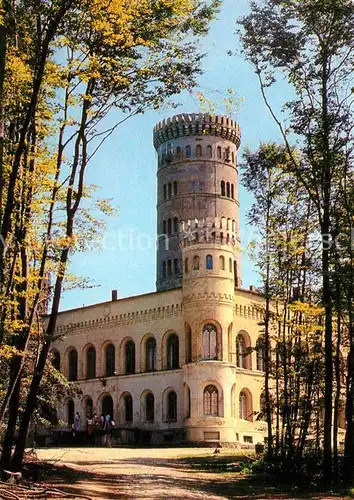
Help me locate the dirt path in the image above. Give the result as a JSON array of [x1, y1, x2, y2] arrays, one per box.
[[35, 447, 349, 500]]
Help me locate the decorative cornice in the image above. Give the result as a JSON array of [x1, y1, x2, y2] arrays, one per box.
[[153, 113, 241, 149], [55, 303, 182, 335]]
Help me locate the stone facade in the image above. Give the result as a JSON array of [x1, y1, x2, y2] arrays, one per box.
[[51, 113, 268, 446]]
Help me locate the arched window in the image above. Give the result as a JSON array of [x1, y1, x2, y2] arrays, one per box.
[[125, 394, 133, 422], [125, 340, 135, 374], [196, 144, 202, 157], [229, 257, 232, 272], [174, 259, 179, 275], [173, 217, 178, 232], [217, 146, 221, 159], [239, 391, 247, 420], [167, 334, 179, 369], [206, 254, 213, 270], [168, 183, 172, 198], [163, 184, 167, 200], [239, 390, 253, 421], [232, 219, 236, 232], [167, 391, 177, 421], [146, 393, 154, 421], [162, 261, 166, 278], [167, 218, 172, 235], [85, 397, 93, 419], [86, 346, 96, 379], [185, 385, 191, 418], [234, 260, 239, 287], [236, 334, 246, 368], [221, 180, 225, 196], [232, 151, 235, 163], [146, 338, 156, 371], [184, 258, 188, 274], [173, 181, 178, 195], [176, 146, 182, 159], [68, 349, 78, 381], [67, 399, 75, 425], [231, 184, 234, 199], [206, 145, 212, 158], [256, 336, 265, 372], [226, 182, 230, 198], [193, 255, 199, 270], [51, 350, 60, 371], [219, 255, 225, 270], [203, 385, 218, 416], [105, 343, 115, 376], [167, 259, 172, 275], [202, 324, 217, 360], [162, 219, 166, 234], [186, 145, 191, 158]]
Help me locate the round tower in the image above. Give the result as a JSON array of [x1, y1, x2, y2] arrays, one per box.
[[153, 113, 241, 292], [154, 113, 242, 442]]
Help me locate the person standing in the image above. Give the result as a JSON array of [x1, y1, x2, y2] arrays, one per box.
[[74, 412, 80, 434]]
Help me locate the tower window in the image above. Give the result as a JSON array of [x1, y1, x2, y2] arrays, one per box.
[[217, 146, 221, 159], [186, 145, 191, 158], [162, 261, 166, 278], [232, 151, 235, 163], [231, 184, 234, 199], [206, 254, 213, 270], [176, 146, 182, 159], [196, 144, 202, 157], [167, 259, 172, 276], [219, 255, 225, 270], [206, 145, 212, 158], [202, 324, 217, 360], [167, 218, 172, 235], [221, 181, 225, 197], [226, 182, 230, 198], [168, 183, 172, 198], [184, 258, 188, 273], [229, 258, 232, 272], [193, 255, 199, 271], [173, 181, 178, 195], [173, 217, 178, 233], [203, 385, 219, 416], [163, 184, 167, 200], [162, 220, 166, 234]]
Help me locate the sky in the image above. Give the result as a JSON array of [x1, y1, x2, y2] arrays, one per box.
[[61, 0, 288, 311]]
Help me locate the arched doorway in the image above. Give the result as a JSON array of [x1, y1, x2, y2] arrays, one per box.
[[101, 394, 114, 420]]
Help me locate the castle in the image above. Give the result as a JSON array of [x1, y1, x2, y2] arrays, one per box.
[[51, 113, 268, 445]]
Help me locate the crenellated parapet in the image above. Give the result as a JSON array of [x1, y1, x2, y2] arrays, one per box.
[[153, 113, 241, 149], [179, 217, 239, 248]]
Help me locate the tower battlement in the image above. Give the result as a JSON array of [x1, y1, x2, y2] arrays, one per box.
[[153, 113, 241, 149], [179, 218, 238, 248]]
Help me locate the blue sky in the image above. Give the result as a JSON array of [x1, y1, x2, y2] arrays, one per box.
[[61, 0, 288, 311]]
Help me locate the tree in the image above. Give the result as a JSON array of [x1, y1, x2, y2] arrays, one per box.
[[0, 0, 220, 470], [238, 0, 354, 485]]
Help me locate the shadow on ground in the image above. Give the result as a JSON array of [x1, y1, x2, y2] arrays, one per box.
[[26, 454, 350, 500]]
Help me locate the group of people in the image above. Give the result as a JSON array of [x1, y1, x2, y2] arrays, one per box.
[[72, 412, 116, 438]]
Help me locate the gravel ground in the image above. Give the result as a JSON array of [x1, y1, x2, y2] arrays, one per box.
[[35, 447, 350, 500]]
